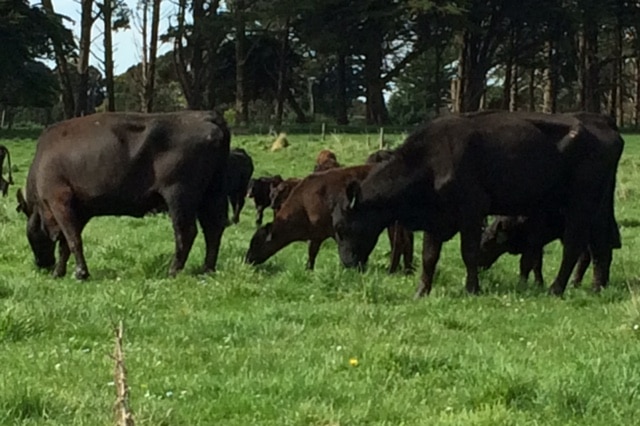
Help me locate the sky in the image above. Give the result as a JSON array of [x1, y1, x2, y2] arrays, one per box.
[[31, 0, 176, 75]]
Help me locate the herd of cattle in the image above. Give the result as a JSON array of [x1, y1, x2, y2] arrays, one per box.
[[0, 109, 624, 298]]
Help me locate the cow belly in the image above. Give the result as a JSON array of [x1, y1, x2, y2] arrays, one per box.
[[82, 192, 165, 217]]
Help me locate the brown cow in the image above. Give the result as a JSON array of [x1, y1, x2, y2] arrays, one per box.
[[270, 177, 301, 212], [313, 149, 340, 172], [245, 165, 373, 270], [17, 111, 230, 280], [0, 144, 13, 197], [366, 149, 414, 274], [245, 164, 414, 272]]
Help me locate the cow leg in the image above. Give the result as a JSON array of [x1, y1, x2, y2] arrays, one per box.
[[572, 250, 591, 288], [164, 190, 199, 277], [414, 232, 442, 298], [198, 193, 227, 273], [47, 193, 89, 280], [519, 248, 544, 286], [532, 249, 544, 286], [387, 224, 401, 274], [403, 229, 415, 274], [306, 239, 323, 270], [549, 218, 588, 296], [460, 225, 483, 294], [232, 195, 245, 224], [52, 237, 70, 278], [589, 243, 612, 292]]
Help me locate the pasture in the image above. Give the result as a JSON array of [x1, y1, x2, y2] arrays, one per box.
[[1, 128, 640, 425]]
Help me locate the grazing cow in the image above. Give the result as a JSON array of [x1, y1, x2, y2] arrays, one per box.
[[270, 177, 301, 212], [331, 111, 623, 297], [226, 148, 254, 224], [313, 149, 340, 172], [247, 175, 283, 226], [245, 165, 373, 270], [17, 111, 230, 279], [366, 149, 414, 274], [0, 144, 13, 197], [478, 211, 621, 287]]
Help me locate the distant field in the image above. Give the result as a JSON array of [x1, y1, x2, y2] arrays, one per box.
[[1, 129, 640, 425]]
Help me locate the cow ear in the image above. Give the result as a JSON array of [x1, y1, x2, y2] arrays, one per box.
[[345, 181, 362, 210]]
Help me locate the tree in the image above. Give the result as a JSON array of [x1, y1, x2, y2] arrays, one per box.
[[40, 0, 77, 118], [134, 0, 161, 112], [75, 0, 99, 117], [0, 0, 73, 114], [99, 0, 129, 112]]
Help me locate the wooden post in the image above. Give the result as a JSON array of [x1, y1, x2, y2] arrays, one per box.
[[114, 321, 135, 426], [321, 122, 326, 141], [379, 127, 384, 149]]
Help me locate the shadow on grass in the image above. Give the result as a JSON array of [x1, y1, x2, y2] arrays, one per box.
[[0, 392, 58, 422]]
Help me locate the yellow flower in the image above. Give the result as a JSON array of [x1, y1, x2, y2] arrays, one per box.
[[349, 357, 359, 367]]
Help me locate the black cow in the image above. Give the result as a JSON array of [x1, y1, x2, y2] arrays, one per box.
[[16, 111, 230, 280], [0, 144, 13, 197], [226, 148, 254, 225], [366, 149, 414, 274], [247, 175, 283, 226], [331, 111, 623, 297], [478, 211, 621, 287]]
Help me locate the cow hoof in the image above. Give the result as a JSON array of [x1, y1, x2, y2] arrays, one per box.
[[548, 284, 565, 296], [74, 269, 89, 280], [52, 269, 67, 278]]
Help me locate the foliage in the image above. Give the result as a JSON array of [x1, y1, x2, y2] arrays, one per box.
[[0, 0, 73, 108], [0, 131, 640, 423]]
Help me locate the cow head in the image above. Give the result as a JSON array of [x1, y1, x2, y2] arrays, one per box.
[[269, 179, 299, 212], [26, 211, 56, 270], [477, 217, 513, 270], [332, 181, 384, 270], [244, 223, 280, 265]]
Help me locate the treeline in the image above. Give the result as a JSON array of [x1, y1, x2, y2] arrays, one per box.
[[2, 0, 640, 128]]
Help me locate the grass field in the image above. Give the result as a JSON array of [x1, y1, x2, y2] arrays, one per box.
[[1, 128, 640, 425]]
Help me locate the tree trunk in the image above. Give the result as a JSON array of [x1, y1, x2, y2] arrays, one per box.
[[502, 57, 513, 110], [614, 18, 624, 126], [542, 40, 557, 113], [75, 0, 94, 117], [528, 67, 536, 111], [139, 0, 148, 111], [103, 0, 115, 111], [143, 0, 161, 113], [41, 0, 75, 118], [234, 0, 248, 125], [581, 16, 600, 113], [509, 65, 518, 112], [286, 90, 308, 123], [275, 19, 290, 126], [364, 32, 388, 124], [458, 31, 489, 113], [433, 44, 443, 116], [173, 0, 206, 110], [335, 52, 348, 125]]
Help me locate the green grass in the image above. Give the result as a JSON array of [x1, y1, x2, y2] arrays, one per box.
[[1, 129, 640, 425]]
